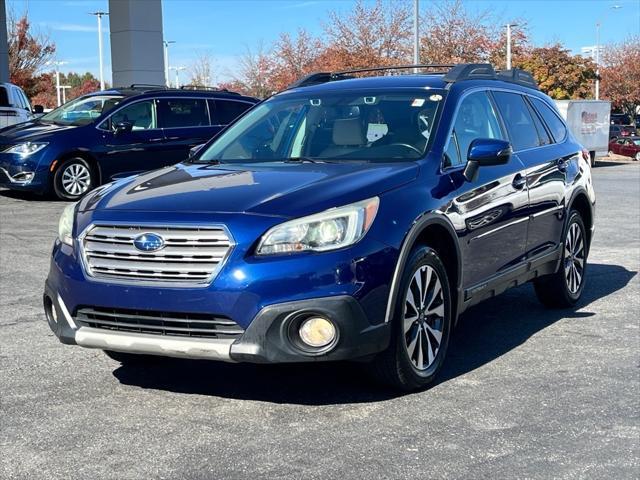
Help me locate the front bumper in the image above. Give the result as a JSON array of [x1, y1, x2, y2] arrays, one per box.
[[0, 151, 51, 192], [44, 284, 390, 363]]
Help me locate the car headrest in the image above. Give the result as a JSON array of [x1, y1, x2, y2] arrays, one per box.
[[332, 117, 366, 146]]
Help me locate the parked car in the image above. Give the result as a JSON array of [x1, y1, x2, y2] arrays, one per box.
[[609, 136, 640, 161], [609, 124, 636, 140], [0, 86, 258, 199], [44, 64, 595, 391], [610, 113, 631, 125], [0, 82, 43, 128]]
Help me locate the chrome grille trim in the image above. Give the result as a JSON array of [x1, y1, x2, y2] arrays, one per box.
[[79, 223, 234, 287]]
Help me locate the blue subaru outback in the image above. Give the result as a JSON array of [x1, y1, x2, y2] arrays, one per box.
[[44, 64, 595, 390], [0, 86, 257, 199]]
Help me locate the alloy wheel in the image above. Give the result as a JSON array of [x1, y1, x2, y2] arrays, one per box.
[[564, 222, 585, 294], [61, 163, 91, 196], [403, 265, 445, 371]]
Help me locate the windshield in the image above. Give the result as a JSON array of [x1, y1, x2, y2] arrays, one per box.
[[41, 95, 124, 126], [198, 89, 445, 163]]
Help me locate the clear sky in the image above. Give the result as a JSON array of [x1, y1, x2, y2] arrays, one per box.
[[6, 0, 640, 84]]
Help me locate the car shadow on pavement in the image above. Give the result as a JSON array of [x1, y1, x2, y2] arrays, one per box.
[[0, 188, 54, 202], [112, 263, 636, 404]]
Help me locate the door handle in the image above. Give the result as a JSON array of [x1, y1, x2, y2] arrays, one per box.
[[512, 174, 527, 190], [557, 158, 569, 171]]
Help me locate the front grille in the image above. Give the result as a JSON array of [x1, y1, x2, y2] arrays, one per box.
[[76, 307, 244, 339], [81, 224, 232, 284]]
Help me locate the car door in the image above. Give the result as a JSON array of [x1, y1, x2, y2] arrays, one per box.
[[157, 97, 219, 164], [96, 99, 168, 180], [443, 90, 530, 290], [513, 94, 570, 259]]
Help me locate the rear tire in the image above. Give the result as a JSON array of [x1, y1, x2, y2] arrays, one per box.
[[53, 157, 96, 200], [534, 210, 588, 308], [367, 246, 452, 391]]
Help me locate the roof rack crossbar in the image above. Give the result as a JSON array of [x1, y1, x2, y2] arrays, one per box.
[[287, 63, 539, 90], [333, 64, 455, 77]]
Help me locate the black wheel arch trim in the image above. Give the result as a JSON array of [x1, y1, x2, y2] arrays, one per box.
[[384, 212, 462, 324]]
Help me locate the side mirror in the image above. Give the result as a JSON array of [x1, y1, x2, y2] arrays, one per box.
[[189, 143, 205, 159], [33, 105, 44, 114], [463, 138, 512, 182], [114, 121, 133, 135]]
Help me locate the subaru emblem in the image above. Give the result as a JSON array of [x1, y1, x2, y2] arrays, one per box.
[[133, 233, 165, 252]]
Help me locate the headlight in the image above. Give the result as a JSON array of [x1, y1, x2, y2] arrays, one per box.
[[256, 197, 379, 255], [4, 142, 48, 156], [58, 202, 77, 246]]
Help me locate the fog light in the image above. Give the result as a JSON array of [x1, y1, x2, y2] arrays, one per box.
[[299, 316, 336, 348]]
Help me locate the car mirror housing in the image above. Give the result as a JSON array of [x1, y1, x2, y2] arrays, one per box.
[[189, 143, 205, 159], [33, 105, 44, 114], [464, 138, 512, 182], [114, 121, 133, 135]]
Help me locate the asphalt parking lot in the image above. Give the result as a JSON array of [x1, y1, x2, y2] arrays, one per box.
[[1, 161, 638, 479]]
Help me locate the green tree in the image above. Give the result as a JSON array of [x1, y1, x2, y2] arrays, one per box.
[[513, 45, 596, 99]]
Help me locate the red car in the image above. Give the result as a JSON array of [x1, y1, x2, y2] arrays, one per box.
[[609, 136, 640, 161]]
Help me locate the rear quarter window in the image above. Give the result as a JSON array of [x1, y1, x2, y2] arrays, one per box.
[[209, 100, 252, 125], [530, 97, 567, 142], [0, 86, 9, 107]]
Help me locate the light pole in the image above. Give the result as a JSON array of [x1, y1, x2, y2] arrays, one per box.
[[89, 12, 108, 90], [595, 5, 622, 100], [413, 0, 419, 71], [60, 85, 71, 104], [163, 40, 175, 87], [505, 23, 519, 70], [47, 60, 67, 106], [170, 66, 185, 88]]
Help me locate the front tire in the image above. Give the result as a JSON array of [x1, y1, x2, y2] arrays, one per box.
[[534, 210, 588, 308], [367, 246, 452, 391], [53, 158, 96, 200]]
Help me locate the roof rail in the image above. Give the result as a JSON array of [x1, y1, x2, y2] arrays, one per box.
[[128, 84, 170, 89], [443, 63, 496, 83], [287, 63, 539, 90], [496, 69, 538, 89], [179, 85, 241, 95]]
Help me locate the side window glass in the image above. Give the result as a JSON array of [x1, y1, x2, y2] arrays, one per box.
[[111, 100, 157, 130], [530, 97, 568, 142], [493, 91, 540, 151], [12, 88, 25, 108], [211, 100, 252, 125], [527, 101, 551, 146], [448, 91, 504, 166], [157, 98, 209, 128]]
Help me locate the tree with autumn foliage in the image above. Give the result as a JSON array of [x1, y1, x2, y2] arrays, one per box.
[[268, 29, 324, 92], [8, 13, 56, 99], [600, 36, 640, 120], [513, 44, 596, 99]]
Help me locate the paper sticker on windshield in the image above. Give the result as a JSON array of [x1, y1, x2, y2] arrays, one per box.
[[367, 123, 389, 142], [429, 94, 443, 102], [412, 98, 425, 107]]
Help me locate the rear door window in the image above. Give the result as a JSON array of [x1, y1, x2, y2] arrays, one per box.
[[157, 98, 209, 128], [209, 100, 252, 125], [530, 97, 567, 142], [493, 91, 541, 151]]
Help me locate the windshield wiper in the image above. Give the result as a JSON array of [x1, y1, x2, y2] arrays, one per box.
[[284, 157, 320, 164]]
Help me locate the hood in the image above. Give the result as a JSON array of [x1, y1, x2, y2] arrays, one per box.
[[80, 161, 419, 218], [0, 121, 78, 144]]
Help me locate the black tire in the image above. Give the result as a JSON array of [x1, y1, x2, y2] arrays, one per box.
[[534, 210, 588, 308], [103, 350, 158, 364], [367, 246, 452, 391], [53, 157, 96, 200]]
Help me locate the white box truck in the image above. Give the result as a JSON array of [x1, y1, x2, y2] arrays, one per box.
[[554, 100, 611, 167]]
